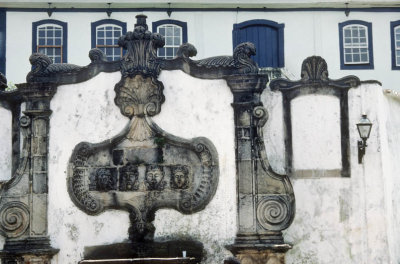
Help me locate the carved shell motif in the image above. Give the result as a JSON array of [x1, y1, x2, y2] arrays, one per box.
[[114, 75, 165, 118]]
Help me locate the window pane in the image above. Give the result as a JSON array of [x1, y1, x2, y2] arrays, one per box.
[[47, 48, 54, 56], [54, 56, 61, 63], [159, 27, 165, 36], [166, 36, 173, 45], [158, 48, 165, 56], [47, 39, 53, 45], [106, 31, 112, 37], [98, 39, 104, 45], [345, 54, 352, 63], [344, 29, 351, 37], [55, 39, 61, 45], [55, 29, 61, 37], [174, 27, 181, 36], [396, 41, 400, 48], [166, 27, 173, 36], [39, 29, 45, 37], [166, 47, 173, 57], [106, 39, 112, 45], [361, 53, 368, 62], [352, 29, 359, 37], [353, 54, 360, 62], [174, 36, 180, 45], [114, 48, 121, 56], [105, 26, 112, 30], [98, 31, 104, 38], [106, 47, 113, 55], [344, 37, 351, 44], [55, 48, 61, 56], [39, 38, 45, 45], [114, 31, 121, 37], [359, 29, 366, 37]]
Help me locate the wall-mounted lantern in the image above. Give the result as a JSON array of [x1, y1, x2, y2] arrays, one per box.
[[357, 114, 372, 164]]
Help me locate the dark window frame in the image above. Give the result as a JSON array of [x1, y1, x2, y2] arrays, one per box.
[[339, 20, 374, 70], [390, 20, 400, 70], [32, 19, 67, 63]]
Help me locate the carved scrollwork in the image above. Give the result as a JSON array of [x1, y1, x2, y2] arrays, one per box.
[[114, 75, 165, 118], [192, 42, 258, 74], [256, 196, 291, 231], [253, 106, 269, 128], [26, 53, 82, 83], [176, 43, 198, 58], [118, 15, 165, 78], [270, 56, 360, 91], [69, 143, 102, 215], [89, 48, 108, 63], [0, 202, 29, 238]]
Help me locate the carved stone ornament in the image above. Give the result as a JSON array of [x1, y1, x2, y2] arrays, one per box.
[[269, 56, 360, 90], [67, 15, 219, 243], [269, 56, 360, 177]]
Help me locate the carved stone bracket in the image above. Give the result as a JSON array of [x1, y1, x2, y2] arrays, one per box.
[[269, 56, 360, 177]]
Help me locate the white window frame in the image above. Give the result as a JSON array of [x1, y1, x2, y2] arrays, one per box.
[[156, 24, 183, 59], [37, 24, 63, 63], [395, 25, 400, 67], [96, 24, 123, 61], [342, 24, 369, 65]]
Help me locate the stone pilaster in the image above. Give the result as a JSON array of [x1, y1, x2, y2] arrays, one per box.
[[0, 83, 59, 263], [225, 74, 295, 263]]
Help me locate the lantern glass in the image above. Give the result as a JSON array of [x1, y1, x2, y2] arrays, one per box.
[[357, 114, 372, 140]]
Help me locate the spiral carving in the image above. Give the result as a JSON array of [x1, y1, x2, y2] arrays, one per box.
[[253, 106, 268, 127], [0, 202, 30, 238], [256, 196, 290, 231], [19, 116, 31, 127]]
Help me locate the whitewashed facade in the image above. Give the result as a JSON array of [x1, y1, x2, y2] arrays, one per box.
[[0, 1, 400, 264]]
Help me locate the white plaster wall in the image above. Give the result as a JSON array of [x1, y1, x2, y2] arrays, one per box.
[[47, 70, 235, 264], [5, 11, 400, 91], [291, 94, 341, 170], [0, 106, 11, 181], [277, 83, 393, 264]]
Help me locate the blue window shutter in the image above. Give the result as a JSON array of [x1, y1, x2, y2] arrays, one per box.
[[232, 19, 284, 68]]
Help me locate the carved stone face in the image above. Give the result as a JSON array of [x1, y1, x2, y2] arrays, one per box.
[[171, 165, 189, 189], [145, 165, 165, 190], [119, 165, 139, 191], [173, 171, 186, 188]]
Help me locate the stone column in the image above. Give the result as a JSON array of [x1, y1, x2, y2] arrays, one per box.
[[225, 74, 295, 264], [0, 83, 59, 264]]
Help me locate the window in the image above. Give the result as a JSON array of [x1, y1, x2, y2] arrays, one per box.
[[233, 19, 284, 68], [91, 19, 127, 62], [32, 19, 67, 63], [152, 20, 188, 59], [339, 20, 373, 70], [391, 20, 400, 70]]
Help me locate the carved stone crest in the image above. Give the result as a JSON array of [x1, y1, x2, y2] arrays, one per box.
[[67, 15, 219, 243]]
